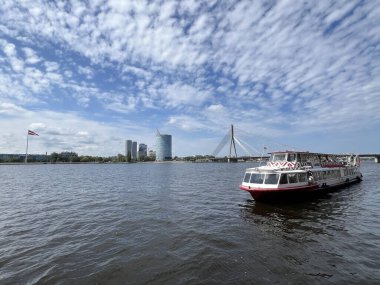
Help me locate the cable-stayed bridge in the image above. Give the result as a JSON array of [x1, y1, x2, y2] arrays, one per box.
[[211, 125, 380, 163], [211, 124, 271, 162]]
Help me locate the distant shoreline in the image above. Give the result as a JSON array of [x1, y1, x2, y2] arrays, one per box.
[[0, 160, 255, 165], [0, 161, 196, 165]]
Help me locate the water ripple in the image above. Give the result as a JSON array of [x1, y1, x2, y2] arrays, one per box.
[[0, 162, 379, 284]]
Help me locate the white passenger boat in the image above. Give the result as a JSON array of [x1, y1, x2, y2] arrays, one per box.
[[240, 151, 363, 202]]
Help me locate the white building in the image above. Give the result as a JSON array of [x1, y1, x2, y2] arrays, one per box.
[[155, 131, 172, 161]]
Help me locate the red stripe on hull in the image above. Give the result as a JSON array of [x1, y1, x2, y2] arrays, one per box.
[[239, 179, 361, 202], [240, 184, 319, 202], [239, 184, 319, 192]]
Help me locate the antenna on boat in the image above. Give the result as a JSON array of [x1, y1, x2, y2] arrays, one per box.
[[228, 124, 237, 163], [259, 146, 267, 167]]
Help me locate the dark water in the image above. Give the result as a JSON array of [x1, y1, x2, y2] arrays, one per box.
[[1, 162, 379, 284]]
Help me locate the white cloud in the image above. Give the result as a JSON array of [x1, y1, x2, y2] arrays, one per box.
[[168, 115, 206, 131], [0, 108, 155, 156], [0, 1, 379, 155], [3, 42, 16, 57], [29, 122, 46, 131], [78, 65, 94, 78], [106, 101, 135, 113], [22, 47, 41, 64], [161, 83, 211, 108], [0, 102, 27, 115]]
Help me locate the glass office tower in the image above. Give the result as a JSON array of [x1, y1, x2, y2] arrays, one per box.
[[155, 132, 172, 161], [125, 140, 132, 158]]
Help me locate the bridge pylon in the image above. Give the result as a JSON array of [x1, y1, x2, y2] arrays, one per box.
[[211, 124, 259, 160], [228, 124, 237, 163]]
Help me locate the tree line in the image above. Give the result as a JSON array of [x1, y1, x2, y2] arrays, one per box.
[[49, 152, 156, 163], [0, 151, 156, 163]]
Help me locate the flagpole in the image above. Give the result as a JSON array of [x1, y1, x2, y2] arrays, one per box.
[[25, 131, 29, 163]]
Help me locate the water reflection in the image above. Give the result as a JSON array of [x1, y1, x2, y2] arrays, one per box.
[[240, 198, 350, 243], [238, 180, 368, 248]]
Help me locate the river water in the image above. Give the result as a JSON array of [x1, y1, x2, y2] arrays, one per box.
[[0, 162, 379, 284]]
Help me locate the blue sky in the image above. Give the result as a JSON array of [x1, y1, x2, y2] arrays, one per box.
[[0, 0, 379, 156]]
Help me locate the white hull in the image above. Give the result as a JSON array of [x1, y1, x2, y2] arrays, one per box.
[[240, 151, 363, 202]]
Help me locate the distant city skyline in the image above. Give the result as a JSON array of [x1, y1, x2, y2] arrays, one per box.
[[0, 1, 379, 156]]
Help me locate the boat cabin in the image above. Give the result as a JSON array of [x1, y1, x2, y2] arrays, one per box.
[[268, 151, 348, 168], [243, 170, 309, 187], [240, 151, 363, 200]]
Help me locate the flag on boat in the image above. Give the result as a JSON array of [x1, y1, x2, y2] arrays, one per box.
[[28, 130, 39, 136]]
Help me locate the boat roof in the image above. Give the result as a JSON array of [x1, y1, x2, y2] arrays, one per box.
[[269, 150, 351, 156], [245, 167, 307, 173]]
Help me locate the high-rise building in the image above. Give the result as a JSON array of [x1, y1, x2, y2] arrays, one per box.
[[155, 130, 172, 161], [138, 143, 147, 160], [132, 141, 137, 161], [125, 140, 132, 159]]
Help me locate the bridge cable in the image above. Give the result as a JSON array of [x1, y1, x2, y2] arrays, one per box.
[[234, 137, 253, 157], [211, 132, 229, 157]]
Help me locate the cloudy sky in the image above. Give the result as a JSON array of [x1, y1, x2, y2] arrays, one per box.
[[0, 0, 379, 157]]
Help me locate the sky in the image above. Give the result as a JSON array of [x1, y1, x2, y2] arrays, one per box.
[[0, 0, 379, 157]]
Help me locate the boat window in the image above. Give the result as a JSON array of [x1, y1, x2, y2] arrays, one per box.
[[298, 173, 307, 182], [250, 174, 265, 184], [287, 153, 296, 162], [288, 173, 298, 183], [243, 173, 251, 183], [264, 174, 279, 184], [274, 153, 286, 161], [279, 174, 288, 184]]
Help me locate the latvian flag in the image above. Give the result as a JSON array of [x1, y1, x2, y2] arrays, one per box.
[[28, 130, 39, 136]]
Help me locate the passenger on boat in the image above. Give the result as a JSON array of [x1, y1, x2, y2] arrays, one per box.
[[307, 171, 315, 185]]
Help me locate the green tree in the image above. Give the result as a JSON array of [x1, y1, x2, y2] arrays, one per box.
[[50, 152, 59, 162], [80, 156, 90, 162], [117, 154, 126, 162]]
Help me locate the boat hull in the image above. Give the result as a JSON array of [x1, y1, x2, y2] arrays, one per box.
[[240, 178, 361, 202]]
